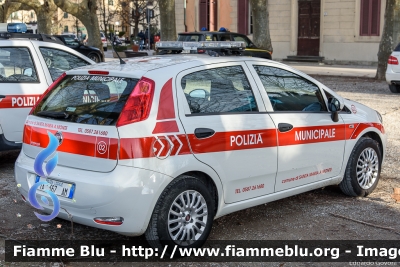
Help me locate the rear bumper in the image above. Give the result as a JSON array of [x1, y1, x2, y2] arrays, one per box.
[[0, 134, 21, 151], [14, 152, 173, 236], [385, 66, 400, 84]]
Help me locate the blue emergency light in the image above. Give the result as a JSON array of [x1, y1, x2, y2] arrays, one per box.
[[7, 23, 27, 33]]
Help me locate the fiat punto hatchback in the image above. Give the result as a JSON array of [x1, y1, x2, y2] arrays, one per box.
[[15, 42, 386, 251]]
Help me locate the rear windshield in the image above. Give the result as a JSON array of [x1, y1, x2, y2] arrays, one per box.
[[178, 34, 204, 42], [32, 75, 138, 125], [395, 43, 400, 52]]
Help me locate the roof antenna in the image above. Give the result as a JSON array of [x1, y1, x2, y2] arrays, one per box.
[[111, 35, 126, 65]]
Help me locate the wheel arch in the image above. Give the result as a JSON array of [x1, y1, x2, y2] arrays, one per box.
[[361, 131, 384, 160], [180, 171, 220, 216]]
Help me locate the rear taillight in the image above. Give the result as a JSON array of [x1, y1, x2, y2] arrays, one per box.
[[29, 72, 66, 115], [388, 56, 399, 65], [198, 49, 205, 54], [116, 77, 155, 127]]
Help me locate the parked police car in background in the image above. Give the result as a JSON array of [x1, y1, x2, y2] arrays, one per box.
[[386, 42, 400, 93], [0, 32, 95, 151], [173, 28, 272, 59], [15, 41, 386, 251]]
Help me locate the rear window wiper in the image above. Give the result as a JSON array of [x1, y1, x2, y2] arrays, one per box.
[[36, 111, 68, 119]]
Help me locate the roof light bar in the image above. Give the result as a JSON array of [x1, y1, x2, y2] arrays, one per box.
[[156, 41, 246, 51]]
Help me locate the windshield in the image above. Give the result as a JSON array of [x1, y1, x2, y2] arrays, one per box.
[[32, 75, 138, 125]]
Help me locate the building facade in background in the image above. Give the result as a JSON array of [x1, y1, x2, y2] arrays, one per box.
[[176, 0, 386, 63]]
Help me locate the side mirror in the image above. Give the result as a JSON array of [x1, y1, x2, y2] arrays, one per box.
[[23, 68, 33, 77], [328, 97, 342, 122], [189, 89, 208, 99]]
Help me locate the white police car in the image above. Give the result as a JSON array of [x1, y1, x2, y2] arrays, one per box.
[[15, 41, 386, 251], [0, 32, 95, 151]]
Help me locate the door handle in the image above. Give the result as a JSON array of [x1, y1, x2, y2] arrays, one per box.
[[194, 128, 215, 139], [0, 95, 5, 99], [278, 123, 293, 133]]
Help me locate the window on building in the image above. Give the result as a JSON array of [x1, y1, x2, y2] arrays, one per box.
[[30, 12, 34, 19], [249, 6, 253, 34], [64, 26, 68, 33], [64, 12, 68, 18], [360, 0, 381, 36], [108, 0, 114, 5], [237, 0, 249, 35]]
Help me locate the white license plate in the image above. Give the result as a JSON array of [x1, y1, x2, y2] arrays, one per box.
[[35, 175, 75, 199], [182, 49, 191, 54]]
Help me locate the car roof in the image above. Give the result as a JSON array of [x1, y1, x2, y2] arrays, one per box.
[[67, 55, 277, 77]]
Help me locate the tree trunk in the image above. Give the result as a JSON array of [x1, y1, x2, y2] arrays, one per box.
[[158, 0, 176, 41], [10, 0, 57, 34], [376, 0, 395, 80], [53, 0, 103, 55], [35, 7, 56, 34], [0, 1, 30, 23], [249, 0, 273, 52]]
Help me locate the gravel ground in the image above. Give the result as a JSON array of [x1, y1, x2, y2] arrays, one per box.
[[0, 75, 399, 267]]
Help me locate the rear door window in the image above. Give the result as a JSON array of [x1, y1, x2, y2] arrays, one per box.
[[0, 47, 38, 83], [32, 75, 138, 125], [39, 47, 91, 81], [181, 66, 258, 114]]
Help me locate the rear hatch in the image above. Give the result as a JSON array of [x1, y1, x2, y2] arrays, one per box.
[[23, 74, 139, 172]]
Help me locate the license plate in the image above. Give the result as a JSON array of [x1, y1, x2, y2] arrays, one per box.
[[35, 175, 75, 199], [182, 49, 191, 54]]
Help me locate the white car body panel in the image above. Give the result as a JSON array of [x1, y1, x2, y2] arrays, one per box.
[[14, 55, 386, 237]]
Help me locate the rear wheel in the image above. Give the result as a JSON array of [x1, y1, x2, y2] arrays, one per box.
[[339, 137, 381, 197], [104, 47, 108, 51], [145, 175, 215, 252], [389, 84, 400, 93]]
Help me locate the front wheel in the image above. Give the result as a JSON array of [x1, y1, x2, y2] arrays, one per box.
[[339, 137, 382, 197], [389, 84, 400, 93], [145, 175, 215, 251]]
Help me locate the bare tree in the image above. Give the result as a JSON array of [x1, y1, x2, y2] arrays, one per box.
[[376, 0, 396, 80], [10, 0, 57, 34], [116, 0, 159, 38], [53, 0, 103, 54], [98, 0, 117, 38], [0, 0, 31, 23], [249, 0, 273, 52], [158, 0, 175, 40]]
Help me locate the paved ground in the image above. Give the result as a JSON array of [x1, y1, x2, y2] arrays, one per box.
[[0, 75, 399, 267], [286, 62, 377, 78]]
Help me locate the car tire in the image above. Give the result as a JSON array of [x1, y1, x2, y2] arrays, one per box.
[[388, 84, 400, 93], [145, 175, 215, 252], [339, 137, 381, 197], [88, 53, 100, 63], [104, 47, 108, 52]]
